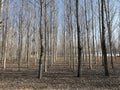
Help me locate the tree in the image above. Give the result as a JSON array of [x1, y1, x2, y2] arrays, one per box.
[[104, 0, 114, 68], [26, 1, 30, 68], [0, 0, 1, 15], [2, 0, 10, 69], [84, 0, 92, 69], [49, 1, 53, 65], [91, 0, 95, 64], [38, 0, 43, 79], [18, 0, 24, 70], [101, 0, 109, 76], [118, 2, 120, 56], [76, 0, 82, 77], [44, 0, 47, 72], [0, 0, 2, 61]]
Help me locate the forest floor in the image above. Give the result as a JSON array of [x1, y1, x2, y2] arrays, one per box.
[[0, 58, 120, 90]]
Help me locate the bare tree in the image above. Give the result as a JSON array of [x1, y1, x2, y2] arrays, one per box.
[[98, 0, 104, 65], [0, 0, 2, 61], [76, 0, 82, 77], [17, 0, 24, 70], [2, 0, 9, 69], [101, 0, 109, 76], [44, 0, 47, 72], [91, 0, 95, 64], [49, 1, 53, 65], [84, 0, 92, 69], [119, 11, 120, 56], [104, 0, 114, 68], [26, 3, 30, 68], [38, 0, 44, 79]]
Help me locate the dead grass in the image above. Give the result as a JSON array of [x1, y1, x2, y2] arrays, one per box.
[[0, 57, 119, 90]]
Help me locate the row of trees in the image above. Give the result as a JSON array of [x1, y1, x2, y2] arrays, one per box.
[[0, 0, 59, 79], [0, 0, 120, 79], [61, 0, 120, 77]]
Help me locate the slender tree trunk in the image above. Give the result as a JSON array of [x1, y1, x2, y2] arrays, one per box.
[[63, 19, 66, 63], [91, 0, 95, 64], [52, 24, 55, 64], [104, 0, 114, 68], [50, 3, 52, 66], [55, 21, 58, 63], [84, 0, 92, 69], [69, 0, 72, 69], [55, 29, 58, 64], [119, 11, 120, 57], [72, 25, 74, 70], [63, 2, 66, 62], [76, 0, 82, 77], [3, 0, 9, 70], [18, 16, 21, 71], [101, 0, 109, 76], [33, 0, 37, 66], [0, 0, 2, 62], [26, 1, 30, 68], [38, 0, 43, 79], [48, 23, 50, 66], [18, 0, 23, 71], [74, 27, 77, 65], [119, 9, 120, 56], [26, 23, 29, 68], [98, 0, 104, 65], [95, 20, 98, 64], [44, 0, 47, 72], [4, 38, 7, 69]]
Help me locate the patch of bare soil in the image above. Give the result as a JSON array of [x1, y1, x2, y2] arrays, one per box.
[[0, 64, 119, 90]]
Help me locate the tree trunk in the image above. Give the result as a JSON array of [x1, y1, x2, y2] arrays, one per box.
[[76, 0, 82, 77], [104, 0, 114, 68], [44, 0, 47, 72], [91, 0, 95, 64], [84, 0, 92, 69], [38, 0, 43, 79], [98, 0, 104, 65], [101, 0, 109, 76], [2, 0, 9, 70]]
